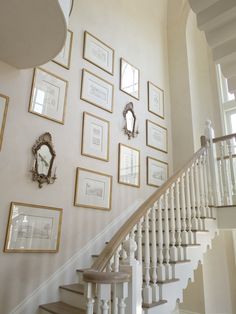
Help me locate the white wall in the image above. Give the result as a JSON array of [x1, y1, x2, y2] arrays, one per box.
[[0, 1, 172, 313]]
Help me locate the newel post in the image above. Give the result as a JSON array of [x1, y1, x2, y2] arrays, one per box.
[[204, 120, 221, 206], [120, 237, 142, 314]]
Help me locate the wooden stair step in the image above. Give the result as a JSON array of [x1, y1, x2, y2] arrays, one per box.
[[142, 299, 167, 309], [60, 283, 84, 295], [39, 301, 85, 314]]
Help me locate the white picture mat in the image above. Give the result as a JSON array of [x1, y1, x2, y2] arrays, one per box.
[[0, 96, 6, 135], [82, 113, 109, 161], [76, 169, 111, 209], [119, 145, 140, 186], [147, 121, 167, 152], [81, 70, 113, 112], [53, 30, 73, 68], [148, 82, 164, 118], [120, 59, 139, 99], [84, 32, 114, 74], [30, 68, 67, 123], [6, 204, 61, 251], [147, 158, 168, 187]]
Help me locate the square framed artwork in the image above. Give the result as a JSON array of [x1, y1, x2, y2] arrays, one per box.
[[81, 112, 110, 161], [74, 167, 112, 210], [53, 29, 73, 69], [146, 120, 168, 153], [29, 67, 68, 124], [147, 157, 168, 187], [148, 81, 164, 119], [0, 93, 9, 151], [118, 143, 140, 187], [80, 69, 114, 113], [4, 202, 63, 253], [120, 58, 140, 100], [83, 31, 114, 75]]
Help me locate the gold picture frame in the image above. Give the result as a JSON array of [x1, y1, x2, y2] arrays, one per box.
[[81, 112, 110, 162], [146, 120, 168, 153], [53, 29, 73, 70], [29, 67, 68, 124], [120, 58, 140, 100], [147, 156, 168, 188], [83, 31, 115, 75], [148, 81, 164, 119], [74, 167, 112, 211], [118, 143, 140, 188], [0, 93, 9, 151], [80, 69, 114, 113], [4, 202, 63, 253]]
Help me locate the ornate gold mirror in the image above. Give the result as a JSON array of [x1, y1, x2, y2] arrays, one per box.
[[31, 132, 57, 188], [123, 102, 139, 139]]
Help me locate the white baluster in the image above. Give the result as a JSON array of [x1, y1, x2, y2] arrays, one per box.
[[143, 210, 152, 304], [218, 159, 224, 204], [227, 138, 236, 195], [195, 159, 203, 230], [170, 184, 178, 261], [117, 282, 128, 314], [185, 169, 193, 244], [219, 141, 232, 205], [137, 218, 143, 264], [151, 204, 158, 301], [199, 155, 207, 217], [97, 284, 111, 314], [180, 174, 188, 244], [86, 282, 95, 314], [203, 152, 211, 217], [175, 180, 183, 260], [205, 146, 214, 207], [113, 246, 122, 314], [164, 190, 171, 279], [157, 196, 165, 281], [190, 164, 198, 230]]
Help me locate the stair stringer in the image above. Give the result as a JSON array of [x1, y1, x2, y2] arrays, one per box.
[[144, 217, 218, 314]]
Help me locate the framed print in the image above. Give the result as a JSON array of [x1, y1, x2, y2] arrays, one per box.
[[148, 81, 164, 119], [0, 93, 9, 151], [81, 112, 110, 161], [4, 202, 62, 253], [147, 157, 168, 187], [118, 143, 140, 187], [81, 69, 114, 113], [53, 29, 73, 69], [146, 120, 168, 153], [74, 167, 112, 210], [83, 31, 114, 75], [120, 58, 140, 100], [29, 67, 68, 124]]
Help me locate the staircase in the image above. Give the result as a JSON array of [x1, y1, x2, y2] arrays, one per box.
[[188, 0, 236, 97], [38, 124, 236, 314]]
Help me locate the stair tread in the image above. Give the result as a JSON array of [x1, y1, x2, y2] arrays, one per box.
[[156, 278, 180, 284], [60, 283, 84, 295], [142, 299, 167, 308], [39, 301, 85, 314]]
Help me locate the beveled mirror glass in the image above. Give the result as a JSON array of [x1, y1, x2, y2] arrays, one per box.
[[31, 133, 57, 188], [120, 58, 140, 100], [123, 102, 138, 139]]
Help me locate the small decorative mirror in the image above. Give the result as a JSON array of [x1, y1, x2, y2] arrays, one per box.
[[31, 132, 57, 188], [123, 102, 139, 139]]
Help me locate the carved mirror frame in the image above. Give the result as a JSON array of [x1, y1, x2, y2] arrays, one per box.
[[123, 102, 138, 139], [31, 132, 56, 188]]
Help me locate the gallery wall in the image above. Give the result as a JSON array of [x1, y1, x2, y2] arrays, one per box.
[[0, 0, 172, 312]]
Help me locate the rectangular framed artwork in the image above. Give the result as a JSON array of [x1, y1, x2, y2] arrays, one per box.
[[81, 112, 110, 161], [29, 67, 68, 124], [4, 202, 63, 253], [118, 143, 140, 187], [53, 29, 73, 69], [83, 31, 114, 75], [74, 167, 112, 210], [146, 120, 168, 153], [81, 69, 114, 113], [120, 58, 140, 100], [0, 93, 9, 151], [147, 157, 168, 187], [148, 81, 164, 119]]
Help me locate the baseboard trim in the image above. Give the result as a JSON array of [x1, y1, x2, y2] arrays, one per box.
[[11, 198, 144, 314]]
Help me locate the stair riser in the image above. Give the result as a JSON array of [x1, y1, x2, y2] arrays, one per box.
[[60, 289, 87, 310]]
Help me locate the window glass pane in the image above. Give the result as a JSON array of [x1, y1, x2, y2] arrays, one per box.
[[230, 113, 236, 133]]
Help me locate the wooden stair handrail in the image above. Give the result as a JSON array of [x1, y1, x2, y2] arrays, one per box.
[[213, 133, 236, 143], [91, 146, 206, 272], [83, 270, 130, 284]]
